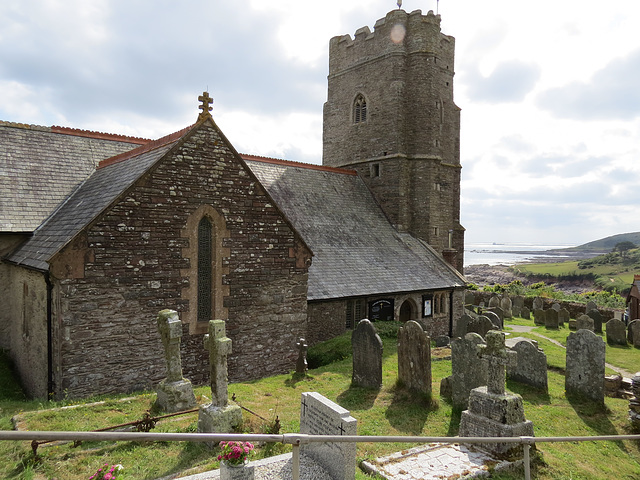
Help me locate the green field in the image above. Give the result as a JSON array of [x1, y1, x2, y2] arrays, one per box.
[[1, 321, 640, 479]]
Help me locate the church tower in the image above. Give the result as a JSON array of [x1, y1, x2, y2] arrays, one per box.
[[322, 8, 464, 271]]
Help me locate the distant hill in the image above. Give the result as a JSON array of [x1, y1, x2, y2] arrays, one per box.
[[552, 232, 640, 253]]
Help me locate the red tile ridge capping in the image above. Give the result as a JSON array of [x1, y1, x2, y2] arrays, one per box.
[[98, 125, 194, 169], [240, 153, 358, 176], [51, 125, 151, 144]]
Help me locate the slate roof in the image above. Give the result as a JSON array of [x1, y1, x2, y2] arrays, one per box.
[[0, 122, 147, 232], [245, 157, 466, 301], [6, 140, 179, 271]]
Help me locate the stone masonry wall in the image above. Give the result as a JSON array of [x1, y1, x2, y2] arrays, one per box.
[[49, 119, 311, 399]]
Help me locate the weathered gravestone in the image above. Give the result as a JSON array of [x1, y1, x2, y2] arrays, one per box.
[[545, 308, 559, 330], [451, 333, 487, 409], [588, 309, 604, 334], [455, 313, 475, 338], [507, 340, 548, 392], [586, 300, 597, 313], [398, 321, 432, 396], [521, 306, 531, 320], [606, 319, 627, 346], [434, 335, 451, 347], [352, 319, 383, 389], [628, 320, 640, 348], [492, 306, 505, 323], [576, 314, 594, 332], [551, 303, 561, 312], [488, 295, 500, 309], [467, 315, 495, 338], [296, 337, 308, 375], [155, 310, 197, 413], [558, 308, 570, 327], [300, 392, 357, 480], [483, 310, 502, 330], [500, 297, 513, 319], [465, 291, 476, 307], [565, 329, 606, 404], [459, 331, 534, 457], [198, 320, 242, 438], [532, 297, 544, 311], [512, 296, 524, 317], [630, 373, 640, 430], [533, 308, 546, 326]]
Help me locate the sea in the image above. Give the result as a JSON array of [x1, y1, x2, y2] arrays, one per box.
[[464, 242, 576, 267]]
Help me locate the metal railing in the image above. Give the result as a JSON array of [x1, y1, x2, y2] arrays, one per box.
[[1, 430, 639, 480]]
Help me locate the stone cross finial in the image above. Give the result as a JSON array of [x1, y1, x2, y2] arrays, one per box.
[[198, 91, 213, 118], [203, 319, 232, 407], [157, 309, 184, 383], [479, 330, 517, 395], [296, 337, 308, 374]]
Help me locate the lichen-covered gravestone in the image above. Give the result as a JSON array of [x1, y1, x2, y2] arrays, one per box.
[[532, 297, 544, 311], [507, 340, 548, 392], [467, 315, 495, 338], [587, 309, 604, 334], [545, 308, 559, 330], [455, 313, 475, 338], [352, 319, 383, 389], [533, 308, 546, 326], [500, 296, 512, 319], [398, 321, 431, 396], [576, 314, 595, 332], [459, 331, 534, 457], [512, 296, 524, 317], [628, 320, 640, 348], [198, 320, 242, 440], [483, 310, 502, 330], [488, 295, 500, 309], [558, 308, 569, 327], [586, 300, 597, 313], [606, 319, 627, 346], [451, 333, 487, 409], [521, 306, 530, 320], [155, 310, 196, 413], [565, 329, 606, 404]]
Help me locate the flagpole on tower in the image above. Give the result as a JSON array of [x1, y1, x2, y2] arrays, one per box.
[[437, 0, 440, 14], [397, 0, 402, 9]]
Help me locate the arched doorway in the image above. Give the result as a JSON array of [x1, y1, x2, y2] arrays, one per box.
[[399, 299, 416, 322]]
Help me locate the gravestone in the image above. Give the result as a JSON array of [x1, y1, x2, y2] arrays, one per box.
[[352, 319, 383, 389], [532, 297, 544, 311], [467, 315, 495, 338], [398, 321, 432, 396], [483, 310, 502, 330], [586, 300, 597, 313], [296, 337, 308, 375], [558, 308, 570, 327], [500, 297, 513, 318], [576, 314, 594, 332], [465, 291, 476, 306], [512, 296, 524, 317], [630, 373, 640, 430], [488, 295, 500, 309], [587, 309, 604, 334], [455, 313, 475, 338], [551, 303, 561, 312], [565, 329, 606, 404], [533, 308, 546, 326], [545, 308, 559, 330], [492, 306, 505, 323], [459, 331, 534, 457], [568, 318, 577, 330], [300, 392, 357, 480], [155, 310, 197, 413], [198, 320, 242, 438], [606, 319, 627, 346], [507, 340, 548, 392], [451, 333, 487, 409], [628, 320, 640, 348], [434, 335, 451, 347], [521, 306, 530, 320]]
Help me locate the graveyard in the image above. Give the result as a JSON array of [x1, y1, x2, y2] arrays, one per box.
[[1, 316, 639, 479]]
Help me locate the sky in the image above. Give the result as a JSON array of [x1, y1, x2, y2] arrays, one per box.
[[2, 0, 640, 246]]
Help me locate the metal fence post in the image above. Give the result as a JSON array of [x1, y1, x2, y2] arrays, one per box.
[[523, 442, 531, 480], [292, 441, 300, 480]]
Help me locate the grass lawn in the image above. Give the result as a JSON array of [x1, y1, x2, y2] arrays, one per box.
[[1, 324, 640, 480]]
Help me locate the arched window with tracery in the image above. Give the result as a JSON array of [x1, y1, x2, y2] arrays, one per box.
[[353, 94, 367, 123]]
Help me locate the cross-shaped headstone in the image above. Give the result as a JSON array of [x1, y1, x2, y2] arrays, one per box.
[[478, 330, 517, 395], [203, 319, 232, 407], [157, 310, 184, 383], [296, 337, 308, 374], [198, 91, 213, 118]]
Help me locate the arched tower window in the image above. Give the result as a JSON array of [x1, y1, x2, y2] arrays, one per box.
[[353, 94, 367, 123], [197, 217, 213, 323]]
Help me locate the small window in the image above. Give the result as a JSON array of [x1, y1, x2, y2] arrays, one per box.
[[353, 94, 367, 123], [371, 163, 380, 177], [433, 227, 440, 237]]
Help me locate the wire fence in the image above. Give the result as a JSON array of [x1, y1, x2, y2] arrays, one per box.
[[1, 430, 639, 480]]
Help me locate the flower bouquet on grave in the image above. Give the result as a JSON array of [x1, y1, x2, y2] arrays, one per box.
[[88, 463, 123, 480], [217, 441, 254, 466]]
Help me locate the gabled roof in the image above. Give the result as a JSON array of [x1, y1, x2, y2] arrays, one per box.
[[0, 121, 148, 232], [245, 157, 465, 301], [6, 130, 183, 271]]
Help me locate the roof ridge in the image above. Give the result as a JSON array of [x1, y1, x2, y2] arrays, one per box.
[[51, 125, 150, 144], [0, 120, 53, 132], [97, 124, 194, 169], [241, 153, 357, 176]]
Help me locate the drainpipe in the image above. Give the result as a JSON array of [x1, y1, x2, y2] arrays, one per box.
[[448, 290, 454, 337], [45, 272, 54, 399]]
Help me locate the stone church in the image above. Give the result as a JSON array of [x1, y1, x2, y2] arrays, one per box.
[[0, 8, 466, 399]]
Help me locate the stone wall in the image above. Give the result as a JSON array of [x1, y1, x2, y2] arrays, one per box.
[[47, 120, 311, 399]]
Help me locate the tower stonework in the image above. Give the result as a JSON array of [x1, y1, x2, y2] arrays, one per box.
[[323, 9, 464, 271]]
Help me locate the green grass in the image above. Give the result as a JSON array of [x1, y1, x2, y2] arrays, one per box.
[[1, 330, 640, 480]]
